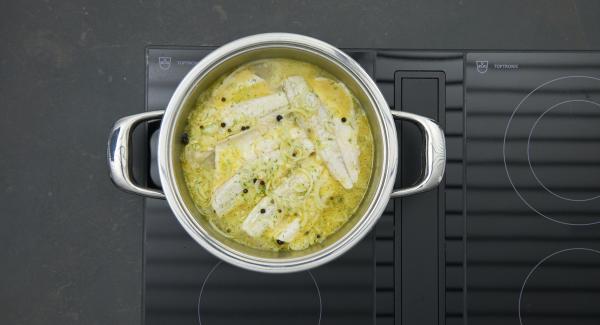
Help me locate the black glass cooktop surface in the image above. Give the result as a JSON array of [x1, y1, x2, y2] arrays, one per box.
[[465, 53, 600, 325], [143, 48, 600, 325]]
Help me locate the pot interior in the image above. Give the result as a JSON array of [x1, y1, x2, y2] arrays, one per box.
[[163, 43, 392, 266]]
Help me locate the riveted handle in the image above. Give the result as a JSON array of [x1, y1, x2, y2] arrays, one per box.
[[390, 110, 446, 198], [107, 110, 166, 199]]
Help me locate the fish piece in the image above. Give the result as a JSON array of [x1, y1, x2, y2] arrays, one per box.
[[334, 117, 359, 183], [211, 152, 283, 217], [183, 144, 215, 169], [312, 77, 360, 183], [212, 70, 272, 106], [241, 194, 279, 237], [211, 174, 244, 216], [214, 129, 261, 172], [211, 126, 315, 217], [276, 218, 301, 243], [211, 130, 280, 217], [282, 76, 355, 189], [242, 160, 323, 237], [192, 109, 291, 175], [220, 92, 289, 127]]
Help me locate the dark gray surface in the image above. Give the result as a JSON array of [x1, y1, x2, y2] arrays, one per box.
[[1, 1, 599, 324]]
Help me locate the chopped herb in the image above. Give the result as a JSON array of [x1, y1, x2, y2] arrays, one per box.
[[181, 132, 189, 144]]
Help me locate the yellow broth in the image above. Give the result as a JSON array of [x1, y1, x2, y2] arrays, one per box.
[[180, 58, 374, 251]]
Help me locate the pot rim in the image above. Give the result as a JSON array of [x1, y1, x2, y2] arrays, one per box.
[[157, 33, 398, 273]]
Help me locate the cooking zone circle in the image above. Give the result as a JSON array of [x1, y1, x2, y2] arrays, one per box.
[[197, 262, 322, 325], [527, 99, 600, 202], [518, 248, 600, 325], [503, 76, 600, 225]]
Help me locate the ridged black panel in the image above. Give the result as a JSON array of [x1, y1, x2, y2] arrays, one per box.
[[465, 53, 600, 325]]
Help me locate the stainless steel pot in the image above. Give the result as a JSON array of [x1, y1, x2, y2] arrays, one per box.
[[108, 33, 446, 273]]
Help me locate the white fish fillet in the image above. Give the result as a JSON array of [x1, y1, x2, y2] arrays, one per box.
[[321, 79, 360, 184], [211, 174, 244, 216], [334, 118, 359, 184], [214, 129, 261, 167], [276, 218, 301, 243], [211, 127, 315, 217], [242, 161, 323, 237], [282, 76, 355, 189], [211, 153, 279, 217], [183, 147, 214, 169], [211, 130, 279, 216], [221, 92, 289, 127], [217, 71, 265, 93]]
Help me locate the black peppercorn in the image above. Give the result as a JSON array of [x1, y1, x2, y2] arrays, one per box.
[[260, 180, 265, 186], [316, 234, 321, 239], [200, 125, 204, 129], [341, 117, 347, 123], [276, 239, 285, 245], [243, 188, 248, 194], [278, 209, 282, 213], [253, 178, 257, 183], [227, 128, 232, 133], [260, 208, 266, 214], [276, 115, 283, 121], [220, 122, 226, 128], [221, 97, 226, 102], [181, 132, 189, 144]]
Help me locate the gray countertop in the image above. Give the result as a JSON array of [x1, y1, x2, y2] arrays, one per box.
[[1, 1, 599, 324]]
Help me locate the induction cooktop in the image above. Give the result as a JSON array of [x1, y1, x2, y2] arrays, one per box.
[[139, 48, 600, 325]]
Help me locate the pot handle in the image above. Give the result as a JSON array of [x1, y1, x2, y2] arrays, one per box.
[[107, 110, 166, 199], [389, 110, 446, 198]]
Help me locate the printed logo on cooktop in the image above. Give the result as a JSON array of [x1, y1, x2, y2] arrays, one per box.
[[476, 60, 488, 74], [476, 60, 520, 74], [158, 56, 171, 70]]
